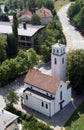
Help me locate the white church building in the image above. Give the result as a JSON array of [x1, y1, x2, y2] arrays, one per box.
[[23, 43, 71, 117]]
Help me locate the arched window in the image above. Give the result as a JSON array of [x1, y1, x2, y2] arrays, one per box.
[[41, 102, 44, 107], [60, 91, 62, 100], [26, 95, 28, 100], [62, 57, 64, 64], [46, 104, 48, 109], [54, 58, 57, 64]]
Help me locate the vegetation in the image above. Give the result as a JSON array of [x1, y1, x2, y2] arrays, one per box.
[[65, 102, 84, 130], [67, 49, 84, 92], [12, 11, 18, 40], [42, 15, 66, 62], [31, 13, 41, 25], [55, 0, 70, 12], [5, 105, 53, 130], [67, 0, 84, 35], [6, 34, 18, 57], [4, 90, 19, 107], [0, 48, 39, 86], [0, 33, 7, 63]]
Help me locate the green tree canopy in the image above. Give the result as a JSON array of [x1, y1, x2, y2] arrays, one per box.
[[0, 33, 7, 63], [4, 90, 19, 106], [31, 13, 41, 25], [67, 0, 84, 33], [67, 49, 84, 92], [6, 34, 18, 57], [12, 11, 18, 40]]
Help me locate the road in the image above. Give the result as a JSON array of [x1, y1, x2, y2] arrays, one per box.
[[58, 4, 84, 52]]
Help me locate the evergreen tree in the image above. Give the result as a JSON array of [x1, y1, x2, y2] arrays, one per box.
[[12, 11, 18, 40]]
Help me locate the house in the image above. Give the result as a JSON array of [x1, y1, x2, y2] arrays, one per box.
[[23, 43, 71, 117], [36, 7, 53, 24], [0, 22, 45, 48], [0, 109, 18, 130], [18, 9, 32, 22]]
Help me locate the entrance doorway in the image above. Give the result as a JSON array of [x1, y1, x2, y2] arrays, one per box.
[[59, 100, 64, 110]]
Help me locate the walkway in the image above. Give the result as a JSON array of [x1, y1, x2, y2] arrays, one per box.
[[58, 4, 84, 52]]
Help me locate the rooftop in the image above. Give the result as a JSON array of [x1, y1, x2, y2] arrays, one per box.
[[52, 43, 66, 48], [0, 109, 18, 130], [36, 7, 53, 18], [20, 9, 32, 17], [24, 69, 61, 94], [0, 22, 45, 37]]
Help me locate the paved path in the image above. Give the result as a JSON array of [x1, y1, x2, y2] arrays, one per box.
[[58, 4, 84, 52]]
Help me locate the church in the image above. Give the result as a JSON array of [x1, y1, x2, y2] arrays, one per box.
[[23, 43, 71, 117]]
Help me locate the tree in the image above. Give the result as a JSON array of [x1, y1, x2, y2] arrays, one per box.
[[6, 34, 18, 57], [67, 49, 84, 92], [67, 0, 84, 34], [4, 90, 19, 107], [31, 13, 41, 25], [0, 14, 9, 22], [4, 5, 9, 13], [28, 0, 37, 12], [0, 34, 7, 63], [12, 11, 18, 40], [73, 7, 84, 29]]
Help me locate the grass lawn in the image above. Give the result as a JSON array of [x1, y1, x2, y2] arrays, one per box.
[[55, 0, 70, 12], [65, 102, 84, 130]]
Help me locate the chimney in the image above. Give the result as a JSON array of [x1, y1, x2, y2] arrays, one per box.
[[23, 22, 27, 29]]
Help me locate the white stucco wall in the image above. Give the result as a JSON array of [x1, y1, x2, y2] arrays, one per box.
[[51, 52, 66, 81], [23, 81, 71, 117], [54, 81, 71, 113], [23, 91, 51, 116], [40, 17, 53, 24]]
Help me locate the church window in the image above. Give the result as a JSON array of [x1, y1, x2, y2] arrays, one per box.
[[57, 50, 59, 53], [41, 102, 44, 107], [46, 93, 48, 96], [54, 58, 57, 64], [60, 91, 62, 100], [46, 104, 48, 109], [60, 85, 62, 87], [53, 49, 55, 53], [26, 95, 28, 100], [62, 57, 64, 64]]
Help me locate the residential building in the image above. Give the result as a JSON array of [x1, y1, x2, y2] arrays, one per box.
[[18, 9, 32, 22], [0, 22, 45, 48], [36, 7, 53, 24], [0, 109, 18, 130], [23, 43, 71, 117]]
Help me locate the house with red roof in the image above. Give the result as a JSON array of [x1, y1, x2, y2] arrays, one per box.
[[36, 7, 53, 24], [19, 9, 32, 22], [23, 43, 71, 117]]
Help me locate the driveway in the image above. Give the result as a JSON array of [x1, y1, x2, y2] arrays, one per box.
[[58, 4, 84, 52]]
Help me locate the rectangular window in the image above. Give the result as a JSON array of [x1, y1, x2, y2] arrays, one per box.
[[62, 58, 64, 64], [54, 58, 57, 64], [60, 91, 62, 100], [53, 49, 55, 53]]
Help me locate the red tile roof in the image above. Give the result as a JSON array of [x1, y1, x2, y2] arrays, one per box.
[[36, 7, 53, 18], [24, 69, 61, 94], [20, 9, 32, 17]]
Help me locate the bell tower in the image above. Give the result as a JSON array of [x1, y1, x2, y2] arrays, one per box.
[[51, 42, 66, 81]]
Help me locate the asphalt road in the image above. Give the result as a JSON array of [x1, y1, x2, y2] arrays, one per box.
[[58, 4, 84, 52]]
